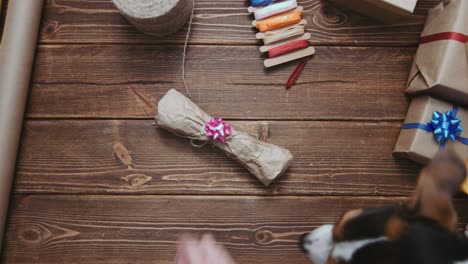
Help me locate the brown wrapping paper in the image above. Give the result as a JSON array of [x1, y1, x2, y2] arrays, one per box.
[[463, 161, 468, 194], [394, 96, 468, 194], [393, 96, 468, 164], [0, 0, 44, 251], [327, 0, 418, 23], [406, 0, 468, 107], [155, 89, 293, 186]]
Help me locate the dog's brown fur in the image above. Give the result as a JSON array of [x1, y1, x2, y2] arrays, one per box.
[[312, 150, 468, 264], [332, 150, 466, 241]]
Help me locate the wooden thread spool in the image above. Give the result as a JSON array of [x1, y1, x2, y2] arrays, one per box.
[[263, 26, 304, 44], [254, 0, 297, 20], [256, 19, 306, 38], [254, 8, 303, 32], [264, 46, 315, 68], [112, 0, 193, 36], [260, 33, 311, 52], [257, 20, 307, 45], [267, 39, 308, 58], [250, 0, 274, 7]]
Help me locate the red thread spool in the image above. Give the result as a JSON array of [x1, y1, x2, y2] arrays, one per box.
[[267, 39, 308, 58]]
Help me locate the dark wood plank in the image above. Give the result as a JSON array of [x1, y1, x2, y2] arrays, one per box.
[[15, 120, 419, 195], [39, 0, 438, 46], [3, 195, 468, 264], [28, 45, 413, 120]]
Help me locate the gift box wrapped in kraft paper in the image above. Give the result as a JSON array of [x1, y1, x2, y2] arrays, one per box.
[[406, 0, 468, 107], [155, 89, 293, 186], [464, 161, 468, 194], [393, 96, 468, 194], [327, 0, 418, 23], [394, 96, 468, 164]]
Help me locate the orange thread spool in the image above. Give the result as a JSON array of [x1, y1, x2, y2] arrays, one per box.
[[268, 39, 308, 58], [256, 9, 302, 32]]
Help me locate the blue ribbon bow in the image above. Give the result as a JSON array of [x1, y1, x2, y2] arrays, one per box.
[[402, 106, 468, 150]]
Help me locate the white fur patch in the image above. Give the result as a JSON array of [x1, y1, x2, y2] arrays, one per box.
[[331, 237, 388, 262], [302, 225, 389, 264], [302, 225, 334, 264]]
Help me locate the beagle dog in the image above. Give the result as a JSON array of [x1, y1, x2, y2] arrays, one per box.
[[300, 151, 468, 264]]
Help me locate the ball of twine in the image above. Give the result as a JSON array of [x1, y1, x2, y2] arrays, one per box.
[[112, 0, 193, 36]]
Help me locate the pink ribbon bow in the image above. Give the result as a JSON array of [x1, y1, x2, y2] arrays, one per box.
[[204, 118, 233, 143]]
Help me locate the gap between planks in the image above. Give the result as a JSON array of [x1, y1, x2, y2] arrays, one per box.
[[35, 42, 422, 48], [22, 117, 407, 122]]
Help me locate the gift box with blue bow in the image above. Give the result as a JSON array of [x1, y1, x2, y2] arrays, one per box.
[[393, 96, 468, 164]]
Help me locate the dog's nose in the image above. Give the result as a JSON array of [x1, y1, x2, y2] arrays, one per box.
[[299, 233, 310, 253]]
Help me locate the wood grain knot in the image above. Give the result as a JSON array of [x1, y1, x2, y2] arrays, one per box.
[[318, 4, 347, 25], [114, 142, 133, 168], [18, 226, 48, 245], [22, 229, 40, 241], [254, 230, 273, 245], [42, 21, 59, 38], [121, 174, 152, 189]]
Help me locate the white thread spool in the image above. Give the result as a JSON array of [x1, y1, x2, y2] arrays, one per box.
[[112, 0, 194, 36], [254, 0, 297, 20]]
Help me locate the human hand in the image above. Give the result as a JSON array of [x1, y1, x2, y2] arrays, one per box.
[[175, 234, 236, 264]]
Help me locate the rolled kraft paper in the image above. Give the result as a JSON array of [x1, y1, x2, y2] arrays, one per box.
[[112, 0, 193, 36], [155, 89, 294, 186], [0, 0, 44, 250]]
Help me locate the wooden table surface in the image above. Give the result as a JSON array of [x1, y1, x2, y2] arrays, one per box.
[[2, 0, 468, 263]]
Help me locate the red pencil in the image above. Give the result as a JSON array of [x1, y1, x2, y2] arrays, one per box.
[[285, 56, 310, 90]]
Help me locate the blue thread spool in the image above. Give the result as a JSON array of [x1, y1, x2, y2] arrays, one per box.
[[251, 0, 273, 7]]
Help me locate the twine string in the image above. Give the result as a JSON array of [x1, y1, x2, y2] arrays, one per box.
[[181, 0, 195, 98], [190, 139, 209, 148]]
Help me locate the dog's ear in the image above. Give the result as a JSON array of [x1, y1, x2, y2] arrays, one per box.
[[407, 150, 467, 231]]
